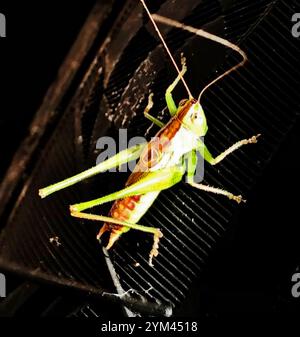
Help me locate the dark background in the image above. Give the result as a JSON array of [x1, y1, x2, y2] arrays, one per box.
[[0, 0, 299, 318], [0, 0, 95, 177]]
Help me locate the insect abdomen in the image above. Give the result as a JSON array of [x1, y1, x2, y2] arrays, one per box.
[[99, 191, 160, 248]]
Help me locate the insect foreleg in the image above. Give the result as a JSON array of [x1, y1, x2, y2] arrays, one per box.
[[197, 134, 261, 166], [39, 143, 146, 198], [165, 55, 187, 116], [143, 93, 165, 128]]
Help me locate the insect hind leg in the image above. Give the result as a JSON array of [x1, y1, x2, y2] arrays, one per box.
[[70, 210, 163, 266]]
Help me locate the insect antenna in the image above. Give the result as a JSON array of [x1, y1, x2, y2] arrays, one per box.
[[152, 14, 248, 103], [140, 0, 193, 99]]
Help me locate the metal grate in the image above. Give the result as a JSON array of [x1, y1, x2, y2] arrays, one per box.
[[0, 0, 299, 315]]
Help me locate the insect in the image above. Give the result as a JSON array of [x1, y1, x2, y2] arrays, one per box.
[[39, 0, 260, 266]]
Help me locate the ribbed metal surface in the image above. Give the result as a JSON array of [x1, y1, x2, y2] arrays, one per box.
[[0, 107, 113, 292], [0, 0, 299, 314]]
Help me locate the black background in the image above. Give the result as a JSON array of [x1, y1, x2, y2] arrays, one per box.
[[0, 0, 299, 319], [0, 0, 95, 177]]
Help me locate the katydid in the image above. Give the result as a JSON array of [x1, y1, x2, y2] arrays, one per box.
[[39, 0, 260, 266]]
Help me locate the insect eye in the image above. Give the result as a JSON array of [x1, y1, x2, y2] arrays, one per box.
[[179, 99, 188, 106], [192, 112, 198, 120], [192, 111, 202, 121]]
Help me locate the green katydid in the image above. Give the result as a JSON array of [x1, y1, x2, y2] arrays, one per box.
[[39, 0, 260, 266]]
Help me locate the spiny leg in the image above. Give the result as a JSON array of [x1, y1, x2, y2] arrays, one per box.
[[186, 150, 245, 203], [70, 210, 162, 266], [198, 134, 261, 166], [143, 93, 165, 128], [189, 182, 245, 203], [165, 54, 187, 116]]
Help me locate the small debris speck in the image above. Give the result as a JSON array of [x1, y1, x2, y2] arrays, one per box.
[[49, 236, 61, 247]]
